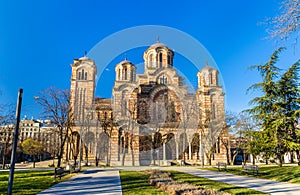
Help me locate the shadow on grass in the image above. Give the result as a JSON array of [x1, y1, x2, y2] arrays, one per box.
[[169, 171, 266, 195], [120, 171, 167, 195]]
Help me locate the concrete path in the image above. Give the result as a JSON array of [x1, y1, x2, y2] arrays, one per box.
[[169, 167, 300, 195], [37, 166, 300, 195], [38, 169, 122, 195], [117, 166, 300, 194]]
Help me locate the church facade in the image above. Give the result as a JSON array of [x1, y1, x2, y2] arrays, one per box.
[[68, 42, 229, 166]]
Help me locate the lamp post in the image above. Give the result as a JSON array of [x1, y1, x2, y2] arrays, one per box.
[[8, 88, 23, 195]]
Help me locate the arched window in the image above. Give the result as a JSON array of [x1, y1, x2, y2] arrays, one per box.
[[131, 69, 135, 81], [124, 67, 127, 80], [77, 69, 87, 80], [118, 69, 121, 80], [149, 54, 154, 67], [81, 69, 85, 80], [122, 91, 127, 116], [212, 104, 216, 119], [159, 75, 168, 85], [167, 55, 171, 66], [159, 53, 163, 68], [209, 72, 213, 85]]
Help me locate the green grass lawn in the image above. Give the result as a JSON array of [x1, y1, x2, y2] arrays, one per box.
[[205, 165, 300, 183], [120, 171, 168, 195], [0, 170, 76, 195], [120, 170, 265, 195], [169, 170, 266, 195]]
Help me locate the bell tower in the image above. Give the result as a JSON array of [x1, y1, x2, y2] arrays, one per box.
[[196, 62, 224, 124], [70, 55, 97, 121]]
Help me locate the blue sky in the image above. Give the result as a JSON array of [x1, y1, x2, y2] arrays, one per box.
[[0, 0, 299, 118]]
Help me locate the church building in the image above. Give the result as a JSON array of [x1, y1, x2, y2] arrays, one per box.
[[68, 42, 229, 166]]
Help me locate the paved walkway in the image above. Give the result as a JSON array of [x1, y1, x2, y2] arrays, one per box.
[[165, 167, 300, 195], [178, 168, 300, 195], [38, 169, 122, 195], [37, 166, 300, 195], [118, 166, 300, 195]]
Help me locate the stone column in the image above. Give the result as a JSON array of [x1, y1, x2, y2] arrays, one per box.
[[150, 141, 153, 163], [163, 141, 166, 161], [188, 142, 192, 160], [175, 141, 179, 159]]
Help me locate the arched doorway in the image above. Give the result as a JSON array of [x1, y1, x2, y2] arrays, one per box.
[[96, 132, 109, 164]]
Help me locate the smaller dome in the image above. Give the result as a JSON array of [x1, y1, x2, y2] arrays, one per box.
[[119, 59, 131, 64], [149, 42, 168, 49], [115, 58, 136, 69], [201, 61, 217, 72], [201, 65, 215, 71], [79, 56, 89, 60]]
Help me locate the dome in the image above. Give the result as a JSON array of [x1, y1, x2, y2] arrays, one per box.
[[118, 59, 135, 66], [201, 65, 215, 71], [119, 59, 130, 64], [149, 42, 168, 49], [79, 56, 89, 60], [201, 61, 217, 72]]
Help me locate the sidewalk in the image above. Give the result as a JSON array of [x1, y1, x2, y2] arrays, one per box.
[[38, 169, 122, 195], [172, 167, 300, 195], [37, 166, 300, 195]]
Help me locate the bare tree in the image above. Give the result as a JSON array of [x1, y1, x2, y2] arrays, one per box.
[[267, 0, 300, 43], [179, 94, 199, 162], [34, 87, 73, 167], [119, 98, 139, 166], [0, 125, 14, 169], [42, 127, 59, 166], [0, 104, 15, 169]]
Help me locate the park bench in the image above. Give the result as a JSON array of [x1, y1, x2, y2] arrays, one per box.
[[0, 164, 10, 169], [242, 165, 258, 175], [216, 162, 227, 171], [54, 167, 67, 182]]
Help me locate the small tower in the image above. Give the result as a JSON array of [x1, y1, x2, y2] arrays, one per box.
[[197, 61, 219, 88], [197, 62, 224, 122], [114, 59, 136, 83], [113, 59, 137, 120], [196, 62, 227, 165], [143, 41, 174, 72], [70, 55, 97, 121]]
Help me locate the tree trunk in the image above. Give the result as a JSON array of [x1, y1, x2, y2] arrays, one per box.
[[95, 157, 99, 166], [243, 153, 247, 166], [85, 145, 88, 166], [277, 152, 283, 167], [231, 150, 238, 165], [33, 156, 36, 168], [226, 147, 230, 165], [206, 153, 212, 166], [130, 141, 135, 166], [290, 151, 294, 163], [57, 155, 62, 167], [2, 155, 5, 169], [295, 150, 300, 165], [252, 155, 256, 165]]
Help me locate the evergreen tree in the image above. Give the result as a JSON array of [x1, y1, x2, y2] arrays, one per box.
[[247, 48, 284, 166], [276, 60, 300, 163]]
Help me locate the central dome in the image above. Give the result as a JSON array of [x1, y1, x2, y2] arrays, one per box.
[[149, 42, 168, 49], [143, 42, 174, 70]]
